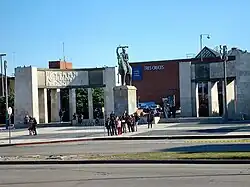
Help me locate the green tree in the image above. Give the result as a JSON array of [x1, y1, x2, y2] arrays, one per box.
[[92, 88, 104, 109], [76, 88, 88, 117], [75, 88, 104, 118]]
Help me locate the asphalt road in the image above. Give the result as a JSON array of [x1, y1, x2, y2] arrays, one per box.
[[1, 140, 250, 157], [0, 164, 250, 186]]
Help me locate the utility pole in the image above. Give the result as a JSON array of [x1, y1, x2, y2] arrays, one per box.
[[62, 42, 65, 61], [0, 54, 6, 97], [222, 45, 228, 122], [4, 60, 11, 144]]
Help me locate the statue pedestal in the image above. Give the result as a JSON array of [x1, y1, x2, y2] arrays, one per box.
[[113, 86, 137, 116]]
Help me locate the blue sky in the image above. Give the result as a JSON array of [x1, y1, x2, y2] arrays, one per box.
[[0, 0, 249, 74]]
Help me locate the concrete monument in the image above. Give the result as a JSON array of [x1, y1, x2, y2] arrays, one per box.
[[113, 45, 137, 116], [14, 66, 120, 126]]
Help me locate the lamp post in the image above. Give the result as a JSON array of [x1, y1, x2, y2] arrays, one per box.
[[0, 54, 6, 97], [200, 34, 211, 61], [220, 45, 228, 122], [4, 60, 11, 143], [199, 34, 211, 100]]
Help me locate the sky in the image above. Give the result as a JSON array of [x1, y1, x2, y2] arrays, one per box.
[[0, 0, 250, 75]]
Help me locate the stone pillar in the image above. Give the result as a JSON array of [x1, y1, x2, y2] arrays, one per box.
[[179, 62, 192, 117], [51, 89, 61, 122], [14, 67, 39, 125], [226, 80, 236, 119], [69, 88, 76, 120], [103, 67, 117, 117], [113, 86, 137, 116], [38, 88, 48, 123], [208, 81, 219, 116], [88, 88, 94, 119], [191, 82, 199, 117]]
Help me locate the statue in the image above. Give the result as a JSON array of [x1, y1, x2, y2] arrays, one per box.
[[116, 45, 132, 86]]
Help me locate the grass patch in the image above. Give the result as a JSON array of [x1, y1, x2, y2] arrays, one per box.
[[87, 152, 250, 160], [7, 152, 250, 161]]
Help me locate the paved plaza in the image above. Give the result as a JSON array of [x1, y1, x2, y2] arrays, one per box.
[[0, 123, 250, 145]]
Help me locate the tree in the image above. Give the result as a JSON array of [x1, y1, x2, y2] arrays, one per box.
[[76, 88, 88, 118], [92, 88, 104, 109], [0, 88, 14, 123], [75, 88, 104, 119]]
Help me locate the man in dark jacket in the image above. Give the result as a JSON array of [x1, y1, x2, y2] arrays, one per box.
[[147, 110, 154, 129], [28, 117, 37, 135]]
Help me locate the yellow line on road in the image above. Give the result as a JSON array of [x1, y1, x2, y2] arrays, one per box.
[[185, 139, 250, 144]]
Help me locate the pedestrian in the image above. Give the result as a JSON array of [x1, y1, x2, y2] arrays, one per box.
[[147, 110, 154, 128], [134, 112, 140, 132], [117, 117, 122, 135], [121, 115, 127, 133], [130, 115, 135, 132], [28, 116, 37, 136], [105, 117, 111, 136]]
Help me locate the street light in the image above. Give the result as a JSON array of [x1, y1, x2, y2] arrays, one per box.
[[4, 60, 11, 143], [0, 54, 6, 97], [199, 34, 211, 99], [200, 34, 211, 62], [220, 45, 228, 122]]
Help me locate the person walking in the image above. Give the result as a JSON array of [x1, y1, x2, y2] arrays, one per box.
[[105, 117, 111, 136], [117, 116, 122, 135], [147, 110, 154, 128], [134, 112, 140, 132]]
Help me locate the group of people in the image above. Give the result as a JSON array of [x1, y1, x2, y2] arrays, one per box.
[[104, 110, 156, 136], [24, 115, 38, 136], [105, 111, 140, 136]]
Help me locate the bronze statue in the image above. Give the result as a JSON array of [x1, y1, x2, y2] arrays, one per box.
[[116, 45, 132, 86]]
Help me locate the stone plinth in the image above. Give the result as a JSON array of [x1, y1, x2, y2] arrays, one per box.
[[208, 81, 219, 116], [226, 80, 236, 119], [191, 82, 199, 117], [113, 86, 137, 116], [179, 61, 192, 117]]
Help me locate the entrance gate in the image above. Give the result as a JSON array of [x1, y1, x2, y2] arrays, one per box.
[[14, 66, 119, 125]]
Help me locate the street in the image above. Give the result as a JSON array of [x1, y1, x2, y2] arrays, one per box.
[[0, 164, 250, 186], [1, 140, 250, 158]]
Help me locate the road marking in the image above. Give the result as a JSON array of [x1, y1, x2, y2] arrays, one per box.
[[184, 139, 250, 143]]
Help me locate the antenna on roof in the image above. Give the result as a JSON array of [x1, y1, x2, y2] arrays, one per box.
[[214, 46, 219, 52], [62, 42, 65, 62]]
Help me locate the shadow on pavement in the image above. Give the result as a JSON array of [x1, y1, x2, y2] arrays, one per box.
[[158, 144, 250, 153], [56, 127, 104, 131], [0, 132, 104, 141], [187, 126, 250, 134]]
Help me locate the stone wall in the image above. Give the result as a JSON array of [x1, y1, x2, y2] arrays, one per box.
[[231, 49, 250, 119], [210, 60, 236, 79]]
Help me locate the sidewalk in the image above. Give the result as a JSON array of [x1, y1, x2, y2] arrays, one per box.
[[0, 123, 178, 145], [0, 122, 250, 146]]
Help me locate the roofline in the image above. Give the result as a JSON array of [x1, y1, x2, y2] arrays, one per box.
[[130, 56, 235, 65]]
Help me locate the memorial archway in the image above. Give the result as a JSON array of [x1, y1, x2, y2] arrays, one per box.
[[14, 66, 119, 125]]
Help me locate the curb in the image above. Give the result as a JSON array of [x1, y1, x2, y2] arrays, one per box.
[[1, 134, 250, 147], [0, 159, 250, 165]]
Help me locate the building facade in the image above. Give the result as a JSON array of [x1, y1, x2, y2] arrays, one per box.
[[131, 46, 250, 119], [130, 60, 180, 108]]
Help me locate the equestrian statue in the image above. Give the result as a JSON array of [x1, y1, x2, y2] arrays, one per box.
[[116, 45, 132, 86]]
